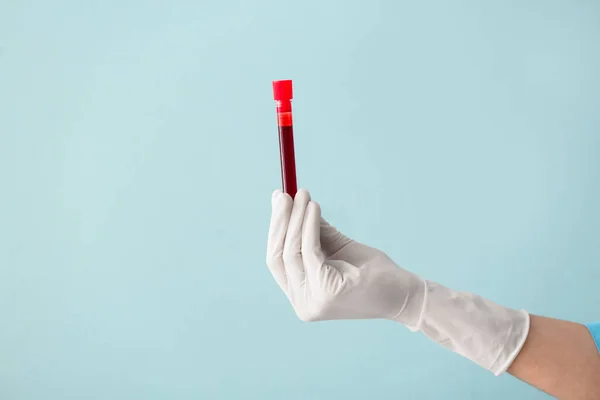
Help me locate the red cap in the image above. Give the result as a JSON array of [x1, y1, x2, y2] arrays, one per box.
[[272, 80, 293, 101]]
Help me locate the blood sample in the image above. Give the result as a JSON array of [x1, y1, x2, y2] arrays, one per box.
[[272, 79, 298, 198]]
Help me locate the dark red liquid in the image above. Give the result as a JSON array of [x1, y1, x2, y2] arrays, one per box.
[[278, 125, 297, 198]]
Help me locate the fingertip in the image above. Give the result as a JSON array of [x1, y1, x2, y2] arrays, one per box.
[[294, 188, 311, 204], [271, 190, 293, 210], [302, 201, 324, 268], [271, 189, 282, 204], [307, 201, 321, 216], [303, 202, 322, 243], [280, 191, 293, 203], [279, 192, 294, 210]]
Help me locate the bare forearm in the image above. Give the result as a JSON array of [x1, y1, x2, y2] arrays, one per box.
[[508, 315, 600, 399]]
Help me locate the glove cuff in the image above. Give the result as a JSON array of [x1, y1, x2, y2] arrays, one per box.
[[406, 280, 530, 375]]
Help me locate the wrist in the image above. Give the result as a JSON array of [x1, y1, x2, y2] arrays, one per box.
[[387, 269, 427, 330]]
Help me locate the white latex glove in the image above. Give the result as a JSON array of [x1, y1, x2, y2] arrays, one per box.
[[266, 189, 530, 376]]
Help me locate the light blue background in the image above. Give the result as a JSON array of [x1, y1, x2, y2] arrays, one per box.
[[1, 1, 599, 399]]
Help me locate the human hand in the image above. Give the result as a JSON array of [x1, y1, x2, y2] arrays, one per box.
[[265, 188, 529, 376], [266, 189, 424, 326]]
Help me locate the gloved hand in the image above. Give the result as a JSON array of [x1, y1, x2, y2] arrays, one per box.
[[266, 189, 530, 376]]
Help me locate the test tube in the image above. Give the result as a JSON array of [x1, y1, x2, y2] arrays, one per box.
[[272, 79, 298, 198]]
